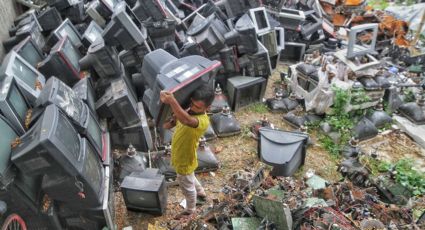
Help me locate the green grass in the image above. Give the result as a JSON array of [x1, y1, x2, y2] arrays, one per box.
[[245, 103, 269, 114]]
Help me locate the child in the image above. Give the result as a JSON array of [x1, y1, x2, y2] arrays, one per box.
[[160, 85, 215, 218]]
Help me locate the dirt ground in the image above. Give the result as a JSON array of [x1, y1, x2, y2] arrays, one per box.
[[113, 63, 425, 229]]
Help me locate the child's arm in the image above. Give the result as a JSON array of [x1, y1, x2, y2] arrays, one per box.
[[163, 114, 176, 129], [160, 91, 199, 128]]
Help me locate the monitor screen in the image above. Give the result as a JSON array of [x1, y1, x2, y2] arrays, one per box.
[[0, 116, 17, 183], [83, 22, 103, 44], [9, 83, 28, 123], [12, 57, 37, 89], [86, 111, 103, 155], [55, 19, 82, 48], [61, 38, 81, 71], [126, 190, 158, 208], [13, 37, 43, 67], [83, 141, 103, 197], [55, 111, 81, 160]]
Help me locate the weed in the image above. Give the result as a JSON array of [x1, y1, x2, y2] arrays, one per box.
[[245, 103, 269, 114]]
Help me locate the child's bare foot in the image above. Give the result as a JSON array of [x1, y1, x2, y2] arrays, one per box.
[[174, 209, 196, 220]]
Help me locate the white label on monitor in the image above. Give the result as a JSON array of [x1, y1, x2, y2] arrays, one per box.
[[176, 67, 201, 83], [165, 64, 189, 78]]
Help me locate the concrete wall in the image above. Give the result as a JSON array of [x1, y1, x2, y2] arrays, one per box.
[[0, 0, 20, 60]]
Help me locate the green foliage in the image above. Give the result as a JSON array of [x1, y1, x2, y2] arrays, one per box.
[[380, 159, 425, 196], [246, 103, 269, 114], [368, 0, 389, 10], [403, 89, 416, 103], [319, 135, 341, 159], [351, 88, 371, 105]]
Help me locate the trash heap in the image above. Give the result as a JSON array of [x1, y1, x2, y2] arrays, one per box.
[[0, 0, 424, 229]]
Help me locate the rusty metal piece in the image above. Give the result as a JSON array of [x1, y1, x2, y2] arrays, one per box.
[[11, 137, 21, 149], [25, 108, 32, 129], [35, 79, 42, 90], [333, 14, 346, 26]]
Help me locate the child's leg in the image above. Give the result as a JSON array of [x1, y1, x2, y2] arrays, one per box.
[[176, 173, 197, 212], [194, 176, 206, 197]]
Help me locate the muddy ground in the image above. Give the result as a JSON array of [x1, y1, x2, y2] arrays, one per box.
[[114, 63, 425, 229]]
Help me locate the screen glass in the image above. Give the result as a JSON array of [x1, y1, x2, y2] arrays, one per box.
[[126, 190, 158, 208], [58, 24, 81, 47], [18, 41, 42, 67], [83, 143, 103, 195], [11, 57, 37, 89], [87, 113, 102, 151], [62, 39, 81, 71], [9, 84, 28, 123], [0, 117, 17, 175], [55, 112, 80, 160], [238, 83, 261, 108]]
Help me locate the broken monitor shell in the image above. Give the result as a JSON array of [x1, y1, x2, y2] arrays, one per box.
[[12, 36, 44, 68], [248, 7, 271, 35], [280, 42, 306, 62], [267, 7, 305, 30], [81, 21, 104, 48], [51, 18, 83, 49]]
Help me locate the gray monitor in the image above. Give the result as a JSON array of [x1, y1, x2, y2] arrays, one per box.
[[12, 36, 44, 68], [0, 76, 31, 135], [0, 51, 45, 106], [52, 18, 82, 48]]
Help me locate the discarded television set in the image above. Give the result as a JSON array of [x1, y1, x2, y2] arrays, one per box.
[[72, 77, 97, 114], [248, 7, 271, 34], [258, 128, 308, 177], [0, 51, 46, 106], [132, 0, 168, 22], [12, 36, 44, 68], [109, 102, 153, 151], [36, 7, 63, 32], [41, 138, 105, 208], [81, 21, 104, 48], [38, 36, 82, 86], [141, 49, 221, 134], [121, 168, 167, 215], [280, 42, 306, 62], [210, 106, 241, 137], [11, 104, 105, 208], [0, 114, 19, 189], [0, 76, 31, 135], [107, 79, 141, 128], [102, 1, 148, 50], [224, 13, 259, 55], [79, 38, 122, 79], [227, 76, 267, 111], [51, 18, 83, 49]]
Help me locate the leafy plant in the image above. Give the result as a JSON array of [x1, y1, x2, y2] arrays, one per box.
[[380, 159, 425, 196]]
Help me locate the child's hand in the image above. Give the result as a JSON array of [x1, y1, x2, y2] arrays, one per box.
[[160, 91, 175, 104]]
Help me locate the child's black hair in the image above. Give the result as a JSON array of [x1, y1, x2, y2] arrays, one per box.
[[191, 84, 215, 107]]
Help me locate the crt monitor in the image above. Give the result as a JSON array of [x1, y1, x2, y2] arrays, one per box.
[[0, 51, 46, 106], [36, 76, 88, 132], [38, 35, 82, 86], [0, 115, 19, 189], [102, 1, 148, 51], [142, 49, 221, 130], [11, 104, 84, 176], [41, 138, 104, 208], [0, 76, 31, 135], [227, 76, 267, 111], [12, 36, 44, 68], [72, 77, 97, 114], [248, 7, 271, 34], [120, 169, 167, 214], [132, 0, 168, 22], [81, 21, 104, 48], [52, 18, 83, 48], [80, 105, 105, 161]]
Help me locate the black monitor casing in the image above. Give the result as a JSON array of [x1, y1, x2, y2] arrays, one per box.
[[227, 76, 267, 111], [38, 36, 82, 86], [72, 77, 97, 114], [50, 18, 83, 49], [37, 7, 63, 32]]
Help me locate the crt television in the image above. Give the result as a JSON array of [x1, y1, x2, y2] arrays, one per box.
[[0, 115, 19, 189], [227, 76, 267, 111], [72, 77, 97, 114], [142, 49, 221, 132], [11, 104, 84, 176], [121, 168, 167, 215], [81, 21, 104, 48], [12, 36, 44, 68], [38, 35, 82, 86], [249, 7, 271, 34], [0, 76, 31, 135], [51, 18, 83, 48], [41, 138, 105, 208], [0, 51, 46, 106], [102, 1, 148, 50]]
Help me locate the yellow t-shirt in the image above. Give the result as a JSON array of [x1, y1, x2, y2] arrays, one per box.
[[171, 113, 209, 175]]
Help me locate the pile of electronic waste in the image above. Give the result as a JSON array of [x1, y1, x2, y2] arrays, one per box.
[[0, 0, 425, 229]]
